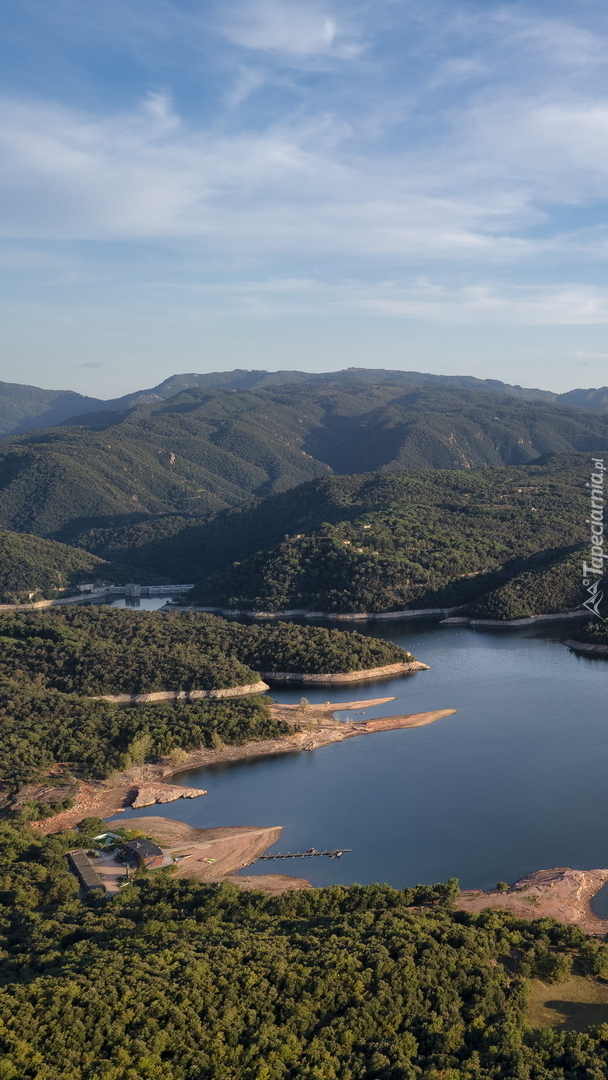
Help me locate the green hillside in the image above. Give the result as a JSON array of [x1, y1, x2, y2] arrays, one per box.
[[465, 550, 585, 620], [0, 529, 162, 603], [186, 461, 588, 616], [1, 827, 608, 1079], [1, 379, 608, 540], [0, 688, 287, 784]]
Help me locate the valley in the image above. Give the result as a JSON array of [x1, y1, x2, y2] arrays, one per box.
[[2, 368, 608, 1080]]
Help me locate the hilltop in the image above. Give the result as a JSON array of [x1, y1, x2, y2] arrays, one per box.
[[4, 366, 608, 438]]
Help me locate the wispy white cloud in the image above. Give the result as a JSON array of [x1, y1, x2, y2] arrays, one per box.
[[0, 87, 595, 265], [133, 275, 608, 327], [219, 0, 361, 59]]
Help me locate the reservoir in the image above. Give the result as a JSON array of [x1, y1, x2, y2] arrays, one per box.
[[117, 620, 608, 900]]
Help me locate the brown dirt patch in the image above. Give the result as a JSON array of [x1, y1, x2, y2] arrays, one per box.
[[457, 868, 608, 934]]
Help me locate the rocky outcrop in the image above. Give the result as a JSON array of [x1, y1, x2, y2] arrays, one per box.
[[457, 867, 608, 934], [131, 783, 207, 808]]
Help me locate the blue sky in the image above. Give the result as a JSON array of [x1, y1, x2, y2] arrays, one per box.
[[2, 0, 608, 395]]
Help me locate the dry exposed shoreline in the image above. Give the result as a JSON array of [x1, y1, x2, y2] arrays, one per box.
[[33, 693, 608, 928], [182, 603, 590, 628], [564, 638, 608, 657], [456, 868, 608, 935], [259, 660, 428, 683], [91, 661, 428, 705], [35, 699, 456, 833]]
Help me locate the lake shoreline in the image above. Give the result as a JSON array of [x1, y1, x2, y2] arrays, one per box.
[[33, 700, 456, 834], [260, 660, 428, 683], [179, 602, 590, 629], [455, 867, 608, 935], [564, 638, 608, 657]]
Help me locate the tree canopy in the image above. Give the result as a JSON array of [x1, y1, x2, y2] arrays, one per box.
[[0, 821, 608, 1079]]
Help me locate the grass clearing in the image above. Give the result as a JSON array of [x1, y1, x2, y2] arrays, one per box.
[[526, 974, 608, 1031]]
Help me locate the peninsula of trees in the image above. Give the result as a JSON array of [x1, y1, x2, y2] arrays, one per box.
[[0, 607, 413, 695], [0, 606, 414, 791]]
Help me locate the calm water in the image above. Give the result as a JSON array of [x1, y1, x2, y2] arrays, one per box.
[[115, 621, 608, 901]]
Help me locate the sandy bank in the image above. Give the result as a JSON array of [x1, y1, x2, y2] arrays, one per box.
[[564, 638, 608, 657], [105, 816, 284, 883], [260, 660, 428, 684], [93, 681, 269, 704], [229, 873, 312, 894], [457, 868, 608, 934], [442, 611, 589, 628]]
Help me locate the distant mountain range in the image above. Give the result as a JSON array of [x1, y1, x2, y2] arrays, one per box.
[[3, 367, 608, 438], [0, 367, 602, 619], [0, 375, 607, 540]]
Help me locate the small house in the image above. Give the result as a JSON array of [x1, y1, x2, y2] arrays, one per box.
[[118, 839, 164, 869]]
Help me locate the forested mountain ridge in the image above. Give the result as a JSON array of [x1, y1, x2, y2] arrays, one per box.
[[66, 455, 584, 585], [1, 379, 608, 540], [0, 607, 411, 695], [5, 365, 608, 438], [185, 460, 589, 616], [0, 379, 104, 437]]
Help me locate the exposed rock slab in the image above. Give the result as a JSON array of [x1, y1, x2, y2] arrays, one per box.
[[564, 638, 608, 656], [131, 783, 207, 808]]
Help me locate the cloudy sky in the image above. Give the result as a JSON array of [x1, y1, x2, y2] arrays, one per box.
[[2, 0, 608, 395]]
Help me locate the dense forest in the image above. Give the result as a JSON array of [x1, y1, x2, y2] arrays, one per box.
[[0, 607, 413, 694], [1, 821, 608, 1078], [1, 378, 607, 540], [465, 552, 585, 620], [0, 529, 164, 603], [0, 686, 288, 786], [186, 462, 588, 616]]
